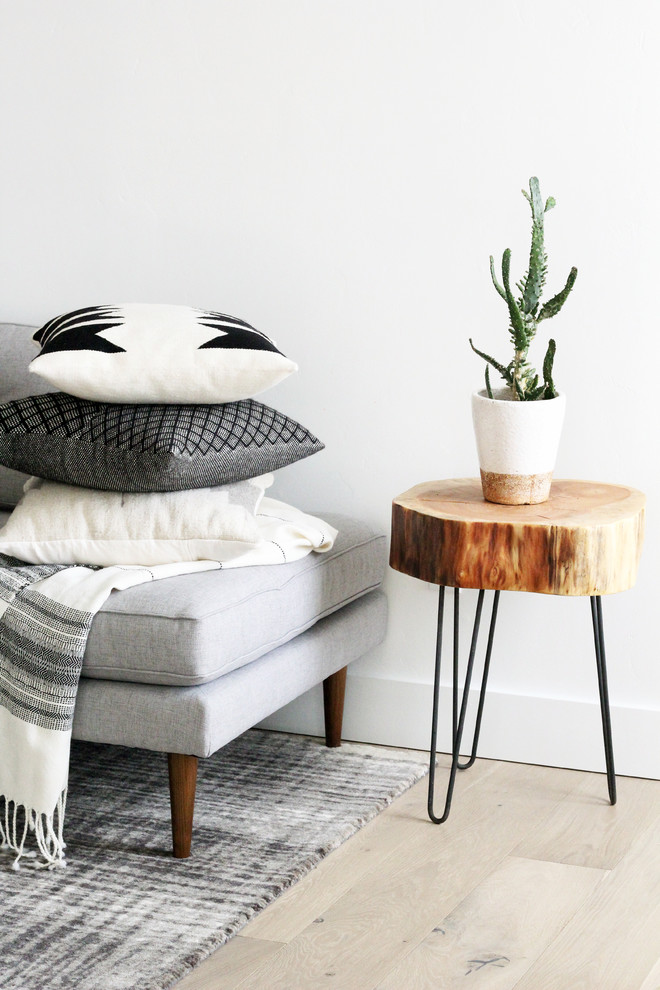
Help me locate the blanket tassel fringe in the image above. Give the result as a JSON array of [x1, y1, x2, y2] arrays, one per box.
[[0, 790, 67, 869]]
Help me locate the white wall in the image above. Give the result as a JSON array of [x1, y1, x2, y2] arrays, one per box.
[[2, 0, 659, 775]]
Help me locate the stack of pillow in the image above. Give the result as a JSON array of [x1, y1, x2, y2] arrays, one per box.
[[0, 304, 329, 567]]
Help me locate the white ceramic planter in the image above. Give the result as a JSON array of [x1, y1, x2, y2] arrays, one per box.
[[471, 388, 566, 504]]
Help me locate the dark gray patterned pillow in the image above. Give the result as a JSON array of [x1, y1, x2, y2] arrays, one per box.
[[0, 393, 324, 493]]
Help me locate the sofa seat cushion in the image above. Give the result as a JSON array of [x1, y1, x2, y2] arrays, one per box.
[[0, 511, 385, 686], [0, 511, 383, 686], [73, 591, 387, 757], [78, 511, 385, 686]]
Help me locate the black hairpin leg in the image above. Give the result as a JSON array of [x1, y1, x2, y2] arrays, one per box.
[[590, 595, 617, 805], [427, 587, 500, 824], [457, 589, 500, 770]]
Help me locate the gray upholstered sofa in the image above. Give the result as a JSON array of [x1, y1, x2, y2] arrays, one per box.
[[0, 323, 388, 857]]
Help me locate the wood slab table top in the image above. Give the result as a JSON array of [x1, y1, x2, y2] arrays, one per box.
[[390, 479, 646, 596]]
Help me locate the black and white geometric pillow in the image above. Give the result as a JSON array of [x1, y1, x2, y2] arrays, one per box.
[[29, 304, 298, 404], [0, 393, 324, 492]]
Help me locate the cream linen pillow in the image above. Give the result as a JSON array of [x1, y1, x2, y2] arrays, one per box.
[[0, 475, 273, 566]]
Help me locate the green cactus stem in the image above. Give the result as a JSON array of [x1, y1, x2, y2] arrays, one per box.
[[489, 256, 506, 300], [471, 176, 577, 400], [538, 267, 578, 322], [542, 338, 558, 398], [469, 339, 513, 387], [501, 249, 527, 352], [520, 176, 548, 315]]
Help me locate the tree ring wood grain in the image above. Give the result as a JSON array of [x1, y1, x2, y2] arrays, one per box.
[[390, 479, 645, 596]]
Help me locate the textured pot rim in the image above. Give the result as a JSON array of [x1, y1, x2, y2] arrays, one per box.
[[472, 388, 566, 405]]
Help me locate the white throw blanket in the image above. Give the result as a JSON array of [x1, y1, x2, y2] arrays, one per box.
[[0, 499, 336, 869]]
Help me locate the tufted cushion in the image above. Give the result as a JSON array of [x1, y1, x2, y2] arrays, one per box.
[[62, 512, 386, 687]]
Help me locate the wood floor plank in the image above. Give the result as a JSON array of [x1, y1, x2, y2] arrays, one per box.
[[513, 771, 660, 869], [173, 936, 284, 990], [232, 761, 584, 990], [247, 754, 497, 943], [512, 811, 660, 990], [638, 955, 660, 990], [174, 757, 660, 990], [376, 856, 606, 989]]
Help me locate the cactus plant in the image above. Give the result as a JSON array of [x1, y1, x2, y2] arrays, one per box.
[[470, 177, 577, 401]]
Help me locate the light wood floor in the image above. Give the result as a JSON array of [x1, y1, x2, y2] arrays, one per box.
[[175, 746, 660, 990]]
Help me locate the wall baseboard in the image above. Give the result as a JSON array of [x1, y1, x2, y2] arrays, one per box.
[[259, 673, 660, 780]]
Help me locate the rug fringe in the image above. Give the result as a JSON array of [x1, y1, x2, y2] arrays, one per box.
[[0, 790, 67, 870]]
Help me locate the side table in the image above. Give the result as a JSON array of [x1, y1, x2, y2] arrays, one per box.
[[390, 479, 646, 824]]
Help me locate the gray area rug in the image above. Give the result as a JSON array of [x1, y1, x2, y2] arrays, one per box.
[[0, 729, 427, 990]]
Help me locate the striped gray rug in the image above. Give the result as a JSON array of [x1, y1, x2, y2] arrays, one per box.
[[0, 730, 427, 990]]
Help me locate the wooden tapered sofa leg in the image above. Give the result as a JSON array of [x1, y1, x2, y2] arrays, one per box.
[[323, 665, 347, 748], [167, 753, 198, 858]]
